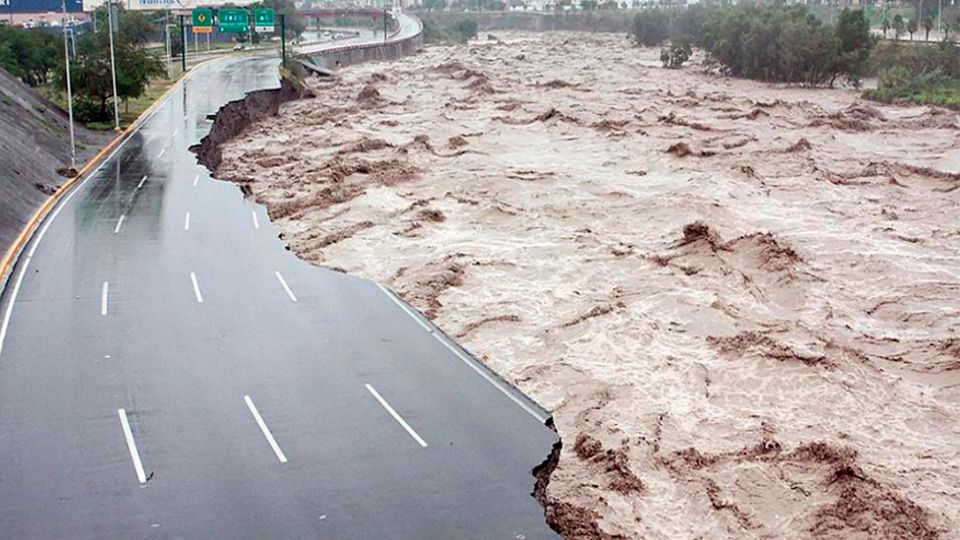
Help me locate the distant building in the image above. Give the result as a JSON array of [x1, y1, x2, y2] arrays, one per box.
[[1, 0, 88, 26]]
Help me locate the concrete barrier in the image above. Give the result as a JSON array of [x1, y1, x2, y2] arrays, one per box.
[[302, 13, 423, 70]]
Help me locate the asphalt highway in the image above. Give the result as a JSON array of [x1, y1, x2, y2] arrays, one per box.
[[0, 16, 560, 540]]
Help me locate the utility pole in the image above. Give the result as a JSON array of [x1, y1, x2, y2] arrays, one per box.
[[61, 0, 76, 170], [180, 14, 186, 72], [280, 13, 286, 66], [107, 0, 120, 131], [165, 16, 173, 76], [383, 8, 387, 42]]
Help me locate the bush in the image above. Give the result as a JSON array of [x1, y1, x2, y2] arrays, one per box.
[[422, 17, 478, 44], [868, 40, 960, 80], [72, 97, 107, 124], [867, 68, 960, 109], [660, 38, 692, 69], [699, 5, 875, 86], [0, 26, 59, 86], [630, 9, 670, 47]]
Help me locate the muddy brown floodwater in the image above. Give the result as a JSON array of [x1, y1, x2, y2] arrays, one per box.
[[216, 32, 960, 538]]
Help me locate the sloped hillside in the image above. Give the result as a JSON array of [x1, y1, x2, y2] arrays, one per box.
[[0, 67, 109, 252]]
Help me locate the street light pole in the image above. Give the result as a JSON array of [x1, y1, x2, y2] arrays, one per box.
[[61, 0, 76, 170], [165, 22, 173, 76], [107, 0, 120, 131], [179, 14, 186, 72]]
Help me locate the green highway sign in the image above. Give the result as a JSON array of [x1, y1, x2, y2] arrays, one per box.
[[191, 8, 213, 34], [218, 9, 249, 34], [254, 8, 275, 33]]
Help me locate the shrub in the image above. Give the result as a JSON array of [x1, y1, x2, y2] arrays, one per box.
[[423, 17, 478, 44], [867, 68, 960, 109], [869, 40, 960, 79], [699, 5, 875, 86], [630, 9, 670, 47], [660, 38, 692, 69]]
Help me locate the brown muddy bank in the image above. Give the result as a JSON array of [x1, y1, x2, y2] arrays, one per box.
[[214, 33, 960, 538], [191, 75, 314, 173]]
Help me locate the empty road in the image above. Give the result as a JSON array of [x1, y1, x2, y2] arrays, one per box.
[[0, 16, 559, 540]]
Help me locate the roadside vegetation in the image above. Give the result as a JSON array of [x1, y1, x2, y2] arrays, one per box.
[[423, 17, 478, 44], [0, 26, 60, 86], [54, 9, 166, 126], [0, 9, 166, 129], [866, 40, 960, 109], [631, 5, 875, 86], [624, 4, 960, 108], [1, 0, 303, 129]]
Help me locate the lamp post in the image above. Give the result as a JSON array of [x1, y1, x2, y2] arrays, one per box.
[[179, 14, 186, 72], [106, 0, 120, 131], [61, 0, 76, 170]]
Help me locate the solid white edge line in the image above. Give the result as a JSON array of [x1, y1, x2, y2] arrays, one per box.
[[434, 333, 547, 423], [190, 272, 203, 304], [184, 212, 191, 231], [0, 257, 29, 357], [0, 62, 209, 358], [137, 175, 147, 189], [274, 271, 297, 302], [101, 281, 109, 316], [365, 383, 428, 448], [192, 173, 199, 187], [113, 214, 125, 234], [118, 409, 147, 484], [243, 395, 288, 463], [376, 283, 431, 332], [251, 211, 260, 230], [375, 283, 548, 424]]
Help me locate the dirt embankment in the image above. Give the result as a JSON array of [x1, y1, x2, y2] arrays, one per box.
[[212, 33, 960, 539], [0, 67, 109, 254], [192, 74, 315, 172]]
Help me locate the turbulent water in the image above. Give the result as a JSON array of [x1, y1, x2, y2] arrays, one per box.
[[217, 33, 960, 538]]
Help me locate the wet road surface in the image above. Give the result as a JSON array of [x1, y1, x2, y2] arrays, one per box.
[[0, 21, 559, 540]]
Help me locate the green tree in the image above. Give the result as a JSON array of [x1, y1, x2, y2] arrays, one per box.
[[893, 14, 904, 40], [907, 18, 917, 40], [0, 41, 17, 76], [630, 9, 670, 46], [119, 11, 156, 45], [660, 37, 691, 68], [53, 27, 164, 122], [836, 8, 874, 86], [923, 15, 933, 41], [0, 26, 59, 86], [880, 15, 890, 38]]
